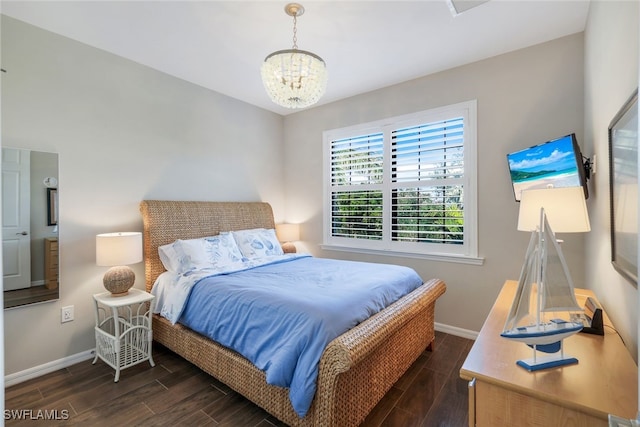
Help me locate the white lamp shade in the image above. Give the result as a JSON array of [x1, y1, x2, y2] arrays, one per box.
[[96, 232, 143, 266], [276, 223, 300, 242], [518, 187, 590, 233]]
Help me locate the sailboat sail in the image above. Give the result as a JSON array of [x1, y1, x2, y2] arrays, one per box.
[[503, 231, 538, 331], [540, 216, 582, 312]]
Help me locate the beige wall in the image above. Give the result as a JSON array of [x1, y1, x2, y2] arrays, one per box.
[[1, 15, 285, 375], [584, 0, 639, 358], [4, 1, 638, 379], [283, 33, 586, 336]]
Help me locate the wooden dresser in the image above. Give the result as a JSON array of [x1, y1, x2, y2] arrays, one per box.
[[460, 280, 637, 427], [44, 237, 58, 290]]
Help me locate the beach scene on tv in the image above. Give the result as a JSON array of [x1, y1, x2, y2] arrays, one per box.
[[508, 135, 582, 201]]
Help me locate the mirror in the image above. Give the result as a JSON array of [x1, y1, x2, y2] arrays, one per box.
[[2, 148, 59, 308]]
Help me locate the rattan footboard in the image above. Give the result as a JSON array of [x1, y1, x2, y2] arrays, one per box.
[[140, 200, 446, 426]]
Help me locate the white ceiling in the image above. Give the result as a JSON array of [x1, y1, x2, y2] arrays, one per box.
[[1, 1, 590, 116]]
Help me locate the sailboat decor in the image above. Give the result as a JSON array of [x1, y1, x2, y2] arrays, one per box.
[[501, 207, 584, 371]]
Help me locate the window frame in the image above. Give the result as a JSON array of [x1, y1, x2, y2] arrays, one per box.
[[322, 100, 481, 264]]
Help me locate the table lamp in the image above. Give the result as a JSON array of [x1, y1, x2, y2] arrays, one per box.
[[276, 223, 300, 253], [517, 186, 590, 233], [96, 232, 143, 296]]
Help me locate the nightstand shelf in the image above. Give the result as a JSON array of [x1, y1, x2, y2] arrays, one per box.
[[92, 288, 155, 382]]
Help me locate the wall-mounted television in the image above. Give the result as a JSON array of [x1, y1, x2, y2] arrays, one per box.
[[507, 133, 589, 201]]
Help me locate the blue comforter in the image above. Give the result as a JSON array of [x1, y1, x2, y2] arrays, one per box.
[[167, 256, 423, 417]]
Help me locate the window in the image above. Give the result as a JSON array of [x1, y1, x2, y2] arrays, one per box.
[[323, 100, 479, 263]]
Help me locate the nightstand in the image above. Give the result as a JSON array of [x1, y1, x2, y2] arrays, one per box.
[[92, 288, 155, 382]]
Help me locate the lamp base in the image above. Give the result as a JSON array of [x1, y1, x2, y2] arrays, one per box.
[[103, 266, 135, 296], [281, 242, 297, 253]]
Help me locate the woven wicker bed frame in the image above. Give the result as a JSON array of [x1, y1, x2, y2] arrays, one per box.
[[140, 200, 446, 427]]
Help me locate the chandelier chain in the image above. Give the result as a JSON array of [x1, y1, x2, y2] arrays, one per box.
[[292, 14, 298, 49]]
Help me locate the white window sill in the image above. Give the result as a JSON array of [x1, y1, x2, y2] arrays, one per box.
[[320, 244, 485, 266]]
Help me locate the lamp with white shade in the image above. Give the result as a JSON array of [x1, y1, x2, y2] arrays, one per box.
[[517, 186, 591, 234], [96, 232, 143, 296], [276, 223, 300, 253]]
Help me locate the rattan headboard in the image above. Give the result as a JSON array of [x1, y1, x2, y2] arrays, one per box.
[[139, 200, 276, 292]]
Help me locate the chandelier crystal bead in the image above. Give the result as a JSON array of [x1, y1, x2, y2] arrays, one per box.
[[261, 3, 327, 109]]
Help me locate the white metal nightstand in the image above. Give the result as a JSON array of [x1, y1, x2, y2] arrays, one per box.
[[92, 288, 155, 382]]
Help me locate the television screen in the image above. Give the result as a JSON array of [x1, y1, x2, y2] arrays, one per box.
[[507, 134, 588, 201]]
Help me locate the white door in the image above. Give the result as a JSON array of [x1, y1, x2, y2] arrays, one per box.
[[2, 148, 31, 290]]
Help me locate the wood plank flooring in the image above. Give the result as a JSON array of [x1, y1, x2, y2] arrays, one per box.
[[4, 285, 58, 309], [5, 331, 473, 426]]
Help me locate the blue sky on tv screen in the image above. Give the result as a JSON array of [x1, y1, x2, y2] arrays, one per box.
[[508, 136, 577, 173]]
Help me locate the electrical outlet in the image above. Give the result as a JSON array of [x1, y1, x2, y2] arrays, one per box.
[[61, 305, 74, 323]]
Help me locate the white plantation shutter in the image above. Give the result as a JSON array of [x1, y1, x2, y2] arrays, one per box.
[[390, 118, 465, 245], [330, 133, 384, 186], [323, 101, 477, 260], [330, 133, 384, 240]]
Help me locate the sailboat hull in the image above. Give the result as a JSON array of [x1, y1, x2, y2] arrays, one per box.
[[500, 319, 583, 346]]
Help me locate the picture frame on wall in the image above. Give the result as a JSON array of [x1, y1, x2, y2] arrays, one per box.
[[609, 88, 638, 286], [47, 187, 58, 226]]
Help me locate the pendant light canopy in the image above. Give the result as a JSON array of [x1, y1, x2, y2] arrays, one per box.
[[261, 3, 328, 109]]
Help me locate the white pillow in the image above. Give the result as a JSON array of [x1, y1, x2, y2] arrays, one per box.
[[158, 240, 185, 273], [232, 228, 284, 259], [158, 237, 207, 274], [158, 232, 244, 273]]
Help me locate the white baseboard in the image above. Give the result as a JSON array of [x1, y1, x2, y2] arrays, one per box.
[[5, 349, 96, 387], [5, 323, 476, 387], [435, 322, 478, 340]]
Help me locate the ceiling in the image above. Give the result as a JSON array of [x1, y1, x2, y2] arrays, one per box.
[[2, 1, 590, 116]]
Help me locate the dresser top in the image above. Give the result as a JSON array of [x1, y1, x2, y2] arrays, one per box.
[[460, 280, 638, 420]]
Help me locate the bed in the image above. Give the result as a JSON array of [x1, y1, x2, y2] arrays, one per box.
[[140, 200, 446, 427]]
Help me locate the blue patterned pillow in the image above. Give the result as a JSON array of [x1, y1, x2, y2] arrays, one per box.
[[232, 228, 284, 259], [158, 232, 244, 273], [203, 233, 245, 268]]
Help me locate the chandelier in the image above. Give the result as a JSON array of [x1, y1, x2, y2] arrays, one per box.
[[261, 3, 328, 109]]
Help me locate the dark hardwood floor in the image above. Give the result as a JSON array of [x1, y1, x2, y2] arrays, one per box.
[[5, 331, 473, 426], [4, 285, 58, 309]]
